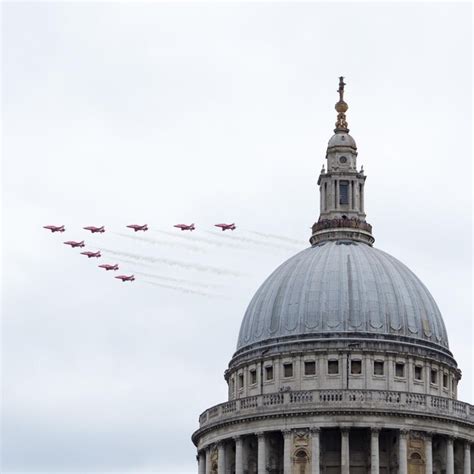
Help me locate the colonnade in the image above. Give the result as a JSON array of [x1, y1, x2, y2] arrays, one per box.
[[197, 427, 472, 474]]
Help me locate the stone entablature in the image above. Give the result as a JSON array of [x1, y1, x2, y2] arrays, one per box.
[[196, 389, 473, 432]]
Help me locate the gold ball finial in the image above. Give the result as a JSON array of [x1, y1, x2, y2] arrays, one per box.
[[334, 76, 349, 133]]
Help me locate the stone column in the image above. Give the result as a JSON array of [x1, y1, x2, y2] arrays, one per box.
[[446, 437, 454, 474], [256, 432, 267, 474], [234, 436, 244, 474], [198, 451, 206, 474], [464, 441, 471, 474], [398, 430, 408, 474], [425, 433, 433, 474], [217, 442, 225, 474], [341, 427, 350, 474], [205, 446, 212, 474], [311, 428, 321, 474], [283, 430, 292, 474], [371, 428, 380, 474]]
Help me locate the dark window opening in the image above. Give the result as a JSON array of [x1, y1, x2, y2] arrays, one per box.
[[415, 366, 423, 381], [395, 363, 405, 378], [443, 373, 448, 389], [328, 360, 339, 374], [374, 361, 384, 376], [238, 374, 244, 389], [249, 369, 257, 385], [339, 181, 349, 205], [283, 363, 293, 378], [304, 361, 316, 376], [265, 366, 273, 381], [431, 369, 438, 385], [351, 360, 362, 375]]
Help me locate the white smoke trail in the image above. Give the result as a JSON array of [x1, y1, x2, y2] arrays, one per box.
[[141, 280, 218, 298], [244, 230, 305, 246], [133, 270, 222, 289], [112, 232, 205, 253], [151, 228, 245, 250], [100, 247, 245, 277], [203, 231, 297, 251]]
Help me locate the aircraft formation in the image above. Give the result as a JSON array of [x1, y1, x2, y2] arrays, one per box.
[[43, 222, 238, 284]]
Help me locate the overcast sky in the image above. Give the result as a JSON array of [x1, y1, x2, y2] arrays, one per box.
[[2, 2, 472, 473]]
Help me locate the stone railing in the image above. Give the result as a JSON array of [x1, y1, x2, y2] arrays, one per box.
[[312, 218, 373, 234], [198, 389, 473, 428]]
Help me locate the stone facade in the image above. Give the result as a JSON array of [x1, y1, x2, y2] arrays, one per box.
[[191, 78, 473, 473]]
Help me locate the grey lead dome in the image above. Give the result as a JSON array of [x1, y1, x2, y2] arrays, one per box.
[[237, 241, 449, 352]]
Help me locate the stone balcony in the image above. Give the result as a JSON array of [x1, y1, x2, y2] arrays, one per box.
[[197, 389, 473, 430]]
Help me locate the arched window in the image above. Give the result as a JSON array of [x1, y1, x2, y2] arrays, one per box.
[[294, 449, 309, 474]]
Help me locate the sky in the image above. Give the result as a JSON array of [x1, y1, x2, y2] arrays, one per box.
[[2, 1, 472, 473]]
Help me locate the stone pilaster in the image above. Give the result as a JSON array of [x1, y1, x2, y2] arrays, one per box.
[[311, 428, 321, 474], [446, 437, 454, 474], [464, 441, 471, 474], [234, 436, 244, 474], [399, 430, 408, 474], [205, 446, 212, 474], [341, 427, 350, 474], [283, 430, 292, 474], [371, 428, 380, 474], [257, 432, 267, 474], [217, 442, 225, 474], [425, 433, 433, 474], [198, 451, 206, 474]]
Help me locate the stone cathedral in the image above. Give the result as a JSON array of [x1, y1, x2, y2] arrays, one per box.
[[192, 78, 473, 474]]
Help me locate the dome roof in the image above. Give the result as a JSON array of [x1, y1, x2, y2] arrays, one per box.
[[327, 132, 357, 149], [237, 241, 449, 352]]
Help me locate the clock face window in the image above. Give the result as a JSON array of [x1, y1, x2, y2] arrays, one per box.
[[339, 156, 347, 164]]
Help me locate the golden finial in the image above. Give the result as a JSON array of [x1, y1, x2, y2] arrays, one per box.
[[334, 76, 349, 133]]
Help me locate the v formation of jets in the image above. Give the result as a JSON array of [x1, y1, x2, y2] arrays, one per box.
[[43, 222, 237, 283]]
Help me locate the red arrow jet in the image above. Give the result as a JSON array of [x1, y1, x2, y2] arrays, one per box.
[[174, 223, 195, 231], [214, 223, 236, 231], [126, 224, 148, 232], [80, 250, 101, 258], [99, 264, 119, 271], [64, 240, 85, 248], [83, 226, 105, 233], [115, 274, 135, 282], [43, 225, 65, 233]]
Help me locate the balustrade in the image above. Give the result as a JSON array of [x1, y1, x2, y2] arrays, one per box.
[[197, 389, 473, 429]]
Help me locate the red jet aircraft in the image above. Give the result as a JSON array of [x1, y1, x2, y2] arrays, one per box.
[[64, 240, 85, 248], [115, 274, 135, 282], [83, 226, 105, 233], [174, 223, 195, 231], [214, 223, 236, 231], [126, 224, 148, 232], [80, 250, 101, 258], [99, 264, 119, 271], [43, 225, 65, 233]]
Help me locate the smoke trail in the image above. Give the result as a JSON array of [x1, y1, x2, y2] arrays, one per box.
[[244, 230, 305, 246], [203, 231, 297, 251], [133, 270, 222, 289], [100, 247, 245, 277], [141, 280, 218, 297], [112, 232, 205, 253], [151, 229, 245, 250]]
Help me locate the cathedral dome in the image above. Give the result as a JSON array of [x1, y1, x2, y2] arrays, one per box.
[[327, 132, 357, 149], [236, 240, 449, 353]]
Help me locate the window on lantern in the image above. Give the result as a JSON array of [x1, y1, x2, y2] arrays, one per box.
[[339, 181, 349, 205]]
